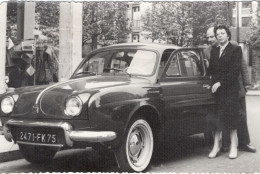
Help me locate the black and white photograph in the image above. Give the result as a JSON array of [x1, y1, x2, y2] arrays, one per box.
[[0, 1, 260, 173]]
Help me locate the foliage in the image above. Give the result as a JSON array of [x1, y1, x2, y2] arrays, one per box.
[[6, 2, 18, 41], [142, 2, 232, 46], [142, 2, 192, 46], [35, 2, 60, 28], [6, 2, 130, 49], [246, 2, 260, 49], [35, 2, 60, 46], [82, 1, 131, 49], [247, 26, 260, 48]]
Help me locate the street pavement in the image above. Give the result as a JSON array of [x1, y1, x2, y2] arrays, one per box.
[[0, 91, 259, 172], [0, 119, 22, 163]]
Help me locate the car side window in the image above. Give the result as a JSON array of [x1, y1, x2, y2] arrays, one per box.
[[179, 50, 203, 76], [158, 49, 175, 77], [166, 54, 180, 76]]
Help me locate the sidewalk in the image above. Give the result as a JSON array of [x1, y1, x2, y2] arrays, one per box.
[[0, 120, 22, 163], [246, 89, 260, 96]]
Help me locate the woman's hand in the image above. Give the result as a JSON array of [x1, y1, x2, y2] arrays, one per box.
[[212, 82, 221, 93]]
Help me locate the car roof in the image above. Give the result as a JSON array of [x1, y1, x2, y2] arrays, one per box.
[[88, 43, 182, 56]]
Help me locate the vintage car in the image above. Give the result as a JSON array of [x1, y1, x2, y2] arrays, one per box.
[[0, 43, 214, 172]]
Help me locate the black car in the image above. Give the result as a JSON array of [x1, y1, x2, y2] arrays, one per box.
[[0, 43, 214, 172]]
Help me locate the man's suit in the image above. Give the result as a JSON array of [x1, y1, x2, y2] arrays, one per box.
[[223, 54, 251, 147]]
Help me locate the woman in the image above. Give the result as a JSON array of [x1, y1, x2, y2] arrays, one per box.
[[208, 25, 242, 159]]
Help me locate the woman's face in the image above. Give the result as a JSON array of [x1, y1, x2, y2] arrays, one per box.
[[216, 29, 229, 45]]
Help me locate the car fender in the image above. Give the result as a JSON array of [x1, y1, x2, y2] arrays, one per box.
[[123, 100, 161, 134], [87, 86, 161, 134]]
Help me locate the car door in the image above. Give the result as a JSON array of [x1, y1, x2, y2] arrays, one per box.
[[159, 48, 214, 137]]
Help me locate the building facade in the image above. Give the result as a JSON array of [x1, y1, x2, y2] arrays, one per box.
[[230, 1, 260, 85], [126, 2, 152, 43], [230, 1, 259, 42]]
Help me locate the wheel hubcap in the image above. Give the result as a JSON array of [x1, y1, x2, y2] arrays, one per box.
[[129, 128, 144, 163]]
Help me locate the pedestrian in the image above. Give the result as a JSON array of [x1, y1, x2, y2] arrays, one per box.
[[5, 37, 23, 88], [205, 26, 256, 154], [208, 25, 241, 159]]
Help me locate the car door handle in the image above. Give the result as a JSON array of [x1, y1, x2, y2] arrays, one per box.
[[203, 84, 211, 89]]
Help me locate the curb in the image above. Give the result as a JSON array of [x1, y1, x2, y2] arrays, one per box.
[[246, 90, 260, 96], [0, 150, 23, 163]]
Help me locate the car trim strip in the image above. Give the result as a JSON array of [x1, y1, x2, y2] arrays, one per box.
[[16, 141, 64, 147], [35, 77, 94, 105]]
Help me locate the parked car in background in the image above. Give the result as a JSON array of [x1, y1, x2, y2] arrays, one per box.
[[0, 43, 214, 172]]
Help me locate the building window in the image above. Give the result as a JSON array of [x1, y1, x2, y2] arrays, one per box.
[[133, 20, 140, 27], [132, 33, 140, 42], [242, 17, 251, 27], [133, 6, 140, 12], [132, 5, 140, 28], [232, 17, 236, 27], [232, 3, 236, 9], [242, 2, 251, 9]]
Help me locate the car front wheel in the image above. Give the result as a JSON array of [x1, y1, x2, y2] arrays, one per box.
[[19, 144, 57, 164], [115, 117, 154, 172]]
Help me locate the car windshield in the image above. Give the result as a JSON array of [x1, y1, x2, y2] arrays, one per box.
[[73, 49, 157, 77]]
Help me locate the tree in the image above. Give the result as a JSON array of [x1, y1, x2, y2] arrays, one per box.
[[246, 2, 260, 85], [82, 1, 131, 49], [247, 2, 260, 49], [142, 2, 232, 46], [7, 2, 18, 41], [35, 2, 60, 46], [142, 2, 193, 46]]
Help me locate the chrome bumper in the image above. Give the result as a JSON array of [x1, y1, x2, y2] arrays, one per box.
[[3, 119, 117, 147]]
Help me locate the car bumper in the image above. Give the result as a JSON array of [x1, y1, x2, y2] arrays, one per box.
[[3, 119, 117, 147]]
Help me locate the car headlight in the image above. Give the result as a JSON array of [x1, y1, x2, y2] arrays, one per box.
[[64, 96, 83, 117], [1, 96, 15, 114]]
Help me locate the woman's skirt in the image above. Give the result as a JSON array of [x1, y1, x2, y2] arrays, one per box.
[[214, 91, 240, 130]]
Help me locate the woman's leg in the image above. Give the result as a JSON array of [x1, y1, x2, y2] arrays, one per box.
[[208, 130, 222, 158], [229, 129, 238, 159]]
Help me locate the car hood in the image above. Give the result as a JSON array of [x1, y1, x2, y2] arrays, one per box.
[[10, 75, 150, 117]]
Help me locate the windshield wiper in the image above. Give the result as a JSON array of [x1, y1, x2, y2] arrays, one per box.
[[75, 71, 97, 76], [104, 68, 131, 78]]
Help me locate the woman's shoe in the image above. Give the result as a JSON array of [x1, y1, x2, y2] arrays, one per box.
[[229, 146, 238, 159], [208, 148, 220, 158]]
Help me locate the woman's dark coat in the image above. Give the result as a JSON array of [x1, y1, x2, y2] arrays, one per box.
[[208, 42, 242, 129]]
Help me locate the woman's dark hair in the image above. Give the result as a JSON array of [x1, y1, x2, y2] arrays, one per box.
[[214, 25, 231, 41]]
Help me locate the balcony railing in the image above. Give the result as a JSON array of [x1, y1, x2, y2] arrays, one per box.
[[133, 20, 140, 28]]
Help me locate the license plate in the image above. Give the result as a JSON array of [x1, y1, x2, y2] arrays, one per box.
[[18, 131, 57, 144]]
